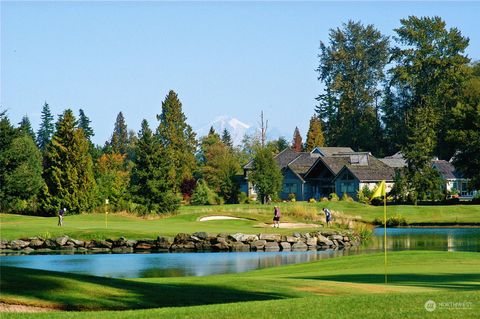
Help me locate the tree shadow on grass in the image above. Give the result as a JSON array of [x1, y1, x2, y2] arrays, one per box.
[[0, 266, 288, 311], [293, 273, 480, 291]]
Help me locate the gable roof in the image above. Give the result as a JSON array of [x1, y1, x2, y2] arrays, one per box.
[[333, 155, 396, 182], [243, 147, 302, 170], [288, 153, 319, 180], [432, 160, 464, 179], [313, 147, 354, 157], [380, 151, 407, 168]]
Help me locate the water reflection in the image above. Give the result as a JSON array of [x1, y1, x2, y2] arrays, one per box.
[[1, 227, 478, 278]]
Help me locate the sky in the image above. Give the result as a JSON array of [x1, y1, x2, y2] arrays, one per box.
[[2, 1, 479, 146]]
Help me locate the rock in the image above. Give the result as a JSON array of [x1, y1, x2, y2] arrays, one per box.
[[10, 240, 30, 250], [286, 236, 299, 243], [125, 240, 138, 247], [0, 240, 8, 249], [304, 233, 311, 239], [136, 242, 152, 250], [212, 242, 229, 251], [67, 239, 84, 247], [192, 232, 209, 240], [29, 238, 45, 248], [329, 235, 344, 241], [251, 240, 267, 251], [55, 236, 69, 246], [99, 240, 113, 249], [189, 236, 201, 242], [280, 242, 291, 251], [337, 240, 345, 246], [264, 242, 280, 252], [195, 242, 212, 251], [231, 242, 250, 252], [293, 232, 302, 238], [157, 236, 174, 249], [23, 247, 35, 253], [343, 236, 350, 242], [317, 234, 333, 246], [321, 230, 337, 236], [306, 237, 317, 247], [230, 233, 258, 242], [259, 234, 281, 242], [112, 247, 133, 253], [175, 233, 190, 243], [291, 241, 308, 251]]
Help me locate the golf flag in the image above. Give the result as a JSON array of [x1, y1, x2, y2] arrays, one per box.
[[370, 180, 386, 200], [371, 180, 388, 284]]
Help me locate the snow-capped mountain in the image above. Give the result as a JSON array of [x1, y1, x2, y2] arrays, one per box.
[[195, 115, 288, 146], [195, 116, 252, 146]]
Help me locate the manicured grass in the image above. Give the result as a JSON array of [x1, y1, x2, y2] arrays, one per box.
[[1, 251, 479, 318], [1, 202, 479, 240]]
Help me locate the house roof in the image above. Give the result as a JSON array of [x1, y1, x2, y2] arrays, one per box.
[[432, 160, 464, 179], [243, 148, 302, 170], [314, 147, 354, 156], [315, 156, 351, 176], [288, 153, 319, 178], [334, 155, 396, 182], [379, 158, 407, 168]]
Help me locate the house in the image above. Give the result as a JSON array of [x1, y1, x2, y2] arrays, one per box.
[[432, 160, 476, 198], [333, 153, 396, 199], [243, 147, 355, 201]]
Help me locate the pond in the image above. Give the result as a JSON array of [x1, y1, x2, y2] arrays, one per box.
[[1, 227, 478, 278]]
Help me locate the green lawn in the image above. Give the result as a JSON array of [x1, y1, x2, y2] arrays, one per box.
[[1, 202, 479, 241], [1, 251, 479, 318]]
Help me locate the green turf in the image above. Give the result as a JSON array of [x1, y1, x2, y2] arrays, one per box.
[[1, 251, 479, 318], [1, 202, 479, 241]]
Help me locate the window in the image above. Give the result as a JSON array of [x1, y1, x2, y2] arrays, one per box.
[[340, 182, 354, 193], [283, 183, 297, 194]]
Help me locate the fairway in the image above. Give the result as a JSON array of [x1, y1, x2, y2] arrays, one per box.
[[1, 251, 479, 318], [2, 202, 480, 241]]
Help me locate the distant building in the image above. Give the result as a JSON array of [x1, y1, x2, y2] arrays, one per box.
[[432, 160, 476, 198]]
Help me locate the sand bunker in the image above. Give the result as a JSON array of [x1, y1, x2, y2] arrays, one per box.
[[0, 303, 55, 313], [199, 216, 247, 221], [255, 222, 321, 229]]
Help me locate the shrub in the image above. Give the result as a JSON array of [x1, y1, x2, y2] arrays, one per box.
[[341, 192, 353, 202], [329, 193, 339, 201], [288, 193, 296, 202], [373, 215, 407, 226], [191, 180, 218, 205], [238, 192, 248, 204], [321, 197, 329, 202], [308, 198, 316, 203], [283, 204, 321, 221], [357, 185, 372, 204]]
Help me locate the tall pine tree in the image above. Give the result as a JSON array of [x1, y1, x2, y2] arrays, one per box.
[[305, 115, 325, 151], [108, 112, 129, 154], [221, 128, 233, 149], [316, 20, 388, 154], [292, 127, 303, 152], [78, 109, 94, 142], [157, 90, 197, 192], [131, 119, 179, 213], [41, 109, 97, 215], [18, 115, 36, 141], [36, 102, 55, 152]]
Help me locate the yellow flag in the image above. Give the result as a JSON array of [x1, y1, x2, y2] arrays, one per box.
[[371, 180, 386, 199]]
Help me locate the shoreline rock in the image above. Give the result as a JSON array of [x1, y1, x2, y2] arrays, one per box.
[[0, 230, 360, 255]]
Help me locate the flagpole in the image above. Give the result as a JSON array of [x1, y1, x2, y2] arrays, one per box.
[[384, 193, 387, 284]]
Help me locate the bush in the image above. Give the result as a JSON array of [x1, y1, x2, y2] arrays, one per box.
[[357, 185, 372, 204], [341, 192, 353, 202], [238, 192, 248, 204], [288, 193, 296, 202], [321, 197, 329, 202], [308, 198, 316, 203], [191, 180, 219, 205], [329, 193, 339, 201], [373, 215, 407, 226]]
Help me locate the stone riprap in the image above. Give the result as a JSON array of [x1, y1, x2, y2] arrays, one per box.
[[0, 231, 360, 254]]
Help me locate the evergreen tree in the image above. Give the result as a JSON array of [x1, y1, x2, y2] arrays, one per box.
[[447, 63, 480, 189], [96, 153, 130, 208], [41, 109, 97, 215], [275, 137, 289, 153], [390, 16, 470, 159], [250, 147, 283, 204], [402, 106, 444, 204], [108, 112, 129, 154], [0, 134, 43, 213], [18, 115, 36, 141], [157, 90, 197, 192], [292, 127, 303, 152], [221, 128, 233, 149], [199, 129, 240, 203], [316, 20, 388, 154], [36, 102, 55, 152], [131, 119, 179, 213], [305, 115, 325, 151], [78, 109, 94, 142]]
